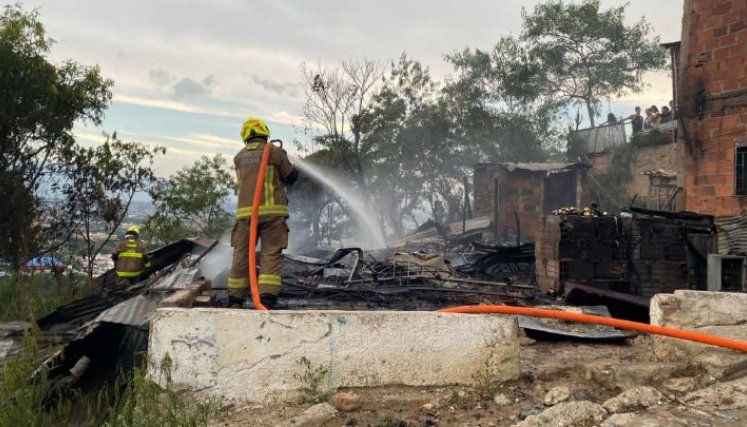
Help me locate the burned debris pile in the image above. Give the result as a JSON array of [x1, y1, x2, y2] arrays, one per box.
[[535, 208, 715, 308], [280, 245, 537, 311]]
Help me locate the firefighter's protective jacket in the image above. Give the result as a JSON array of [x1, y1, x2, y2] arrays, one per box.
[[234, 139, 296, 218], [113, 238, 149, 278]]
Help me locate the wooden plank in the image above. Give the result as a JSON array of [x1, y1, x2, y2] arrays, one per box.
[[161, 278, 211, 308], [194, 294, 213, 307]]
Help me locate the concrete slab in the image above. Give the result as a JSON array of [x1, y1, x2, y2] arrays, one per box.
[[650, 291, 747, 379], [651, 290, 747, 329], [147, 308, 520, 405]]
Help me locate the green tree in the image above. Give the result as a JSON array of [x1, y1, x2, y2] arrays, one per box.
[[363, 55, 458, 231], [60, 135, 165, 278], [147, 155, 234, 245], [446, 36, 563, 162], [521, 0, 667, 126], [0, 4, 112, 268]]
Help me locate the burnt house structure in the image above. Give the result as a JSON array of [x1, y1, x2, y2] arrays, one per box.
[[472, 162, 590, 241], [536, 209, 716, 310]]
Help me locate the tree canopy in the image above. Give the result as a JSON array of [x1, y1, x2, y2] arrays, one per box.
[[298, 0, 668, 239], [0, 4, 113, 267], [146, 155, 234, 245], [521, 0, 667, 126]]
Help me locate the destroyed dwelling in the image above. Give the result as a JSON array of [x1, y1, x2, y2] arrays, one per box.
[[3, 1, 747, 426]]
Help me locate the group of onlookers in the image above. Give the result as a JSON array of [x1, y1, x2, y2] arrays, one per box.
[[602, 101, 676, 134]]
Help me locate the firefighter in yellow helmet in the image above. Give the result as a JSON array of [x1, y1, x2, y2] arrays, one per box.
[[228, 117, 298, 308], [112, 226, 151, 288]]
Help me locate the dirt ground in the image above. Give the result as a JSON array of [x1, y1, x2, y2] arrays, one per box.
[[209, 334, 747, 427]]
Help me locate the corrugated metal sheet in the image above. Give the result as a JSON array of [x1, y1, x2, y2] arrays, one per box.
[[574, 123, 627, 154], [715, 213, 747, 255], [36, 295, 113, 331], [501, 162, 585, 173], [93, 294, 158, 327], [387, 216, 493, 248], [150, 266, 199, 290], [0, 322, 29, 365], [517, 305, 631, 339], [448, 216, 492, 235]]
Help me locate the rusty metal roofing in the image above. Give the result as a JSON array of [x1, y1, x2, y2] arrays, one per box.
[[475, 162, 589, 173]]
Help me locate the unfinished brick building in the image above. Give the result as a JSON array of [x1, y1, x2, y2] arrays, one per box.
[[472, 162, 589, 241], [680, 0, 747, 216]]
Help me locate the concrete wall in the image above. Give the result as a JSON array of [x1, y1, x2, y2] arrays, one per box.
[[148, 308, 520, 405], [650, 290, 747, 376], [629, 142, 686, 211], [680, 0, 747, 216], [588, 141, 685, 211]]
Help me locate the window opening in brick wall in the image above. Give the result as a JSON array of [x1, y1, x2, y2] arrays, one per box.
[[737, 147, 747, 196]]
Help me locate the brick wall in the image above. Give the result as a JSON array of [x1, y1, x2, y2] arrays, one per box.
[[680, 0, 747, 216], [473, 165, 588, 240], [589, 153, 610, 175], [474, 166, 544, 240]]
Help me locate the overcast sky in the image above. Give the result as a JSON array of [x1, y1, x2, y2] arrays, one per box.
[[28, 0, 684, 176]]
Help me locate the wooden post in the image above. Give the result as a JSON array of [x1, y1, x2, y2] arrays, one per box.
[[463, 177, 468, 234], [493, 178, 500, 237]]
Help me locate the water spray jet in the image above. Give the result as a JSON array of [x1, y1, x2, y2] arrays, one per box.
[[290, 156, 387, 249]]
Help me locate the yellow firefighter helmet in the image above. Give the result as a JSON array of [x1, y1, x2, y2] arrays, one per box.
[[240, 116, 270, 141]]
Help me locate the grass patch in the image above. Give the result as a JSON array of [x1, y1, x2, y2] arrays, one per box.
[[95, 355, 221, 427], [1, 325, 221, 427], [472, 360, 504, 400], [445, 389, 474, 410], [0, 322, 74, 427], [294, 356, 334, 404], [0, 273, 97, 322]]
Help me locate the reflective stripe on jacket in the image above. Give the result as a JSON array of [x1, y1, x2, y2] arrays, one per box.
[[234, 139, 296, 219], [114, 238, 148, 278]]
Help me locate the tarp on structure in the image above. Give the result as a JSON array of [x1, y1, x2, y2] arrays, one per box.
[[573, 122, 627, 154], [26, 256, 64, 268]]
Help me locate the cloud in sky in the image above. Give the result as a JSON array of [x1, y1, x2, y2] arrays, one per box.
[[149, 69, 175, 86], [172, 76, 213, 100], [250, 73, 304, 97], [30, 0, 684, 175]]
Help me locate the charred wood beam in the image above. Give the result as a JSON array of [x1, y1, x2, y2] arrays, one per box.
[[160, 279, 211, 308]]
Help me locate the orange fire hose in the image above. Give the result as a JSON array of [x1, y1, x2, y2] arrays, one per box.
[[437, 305, 747, 353], [247, 143, 273, 311]]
